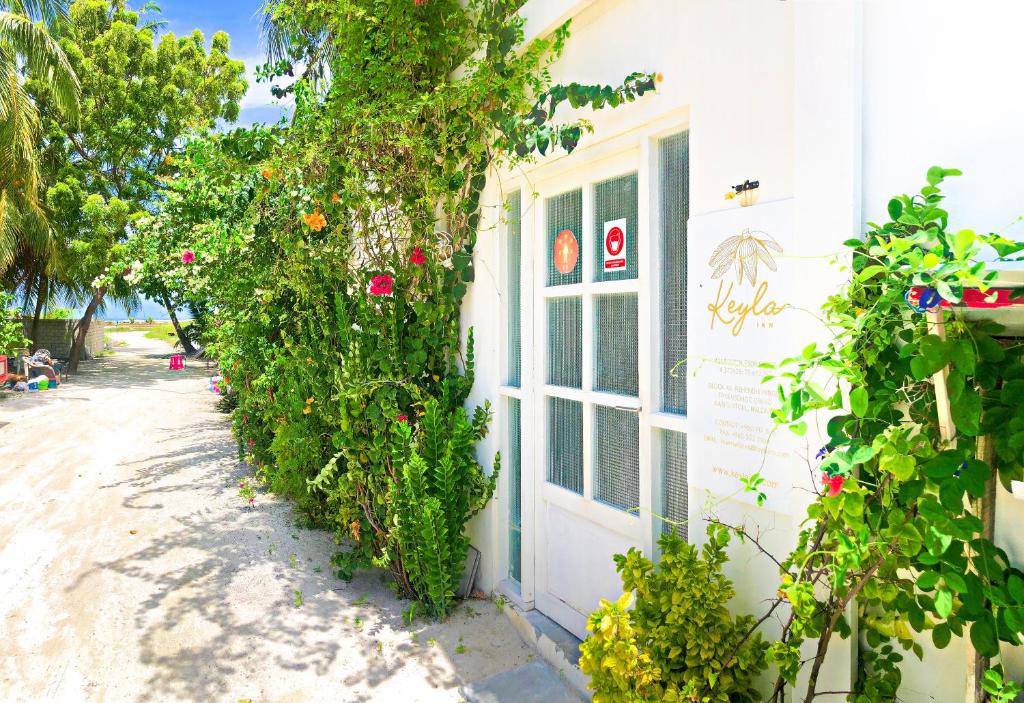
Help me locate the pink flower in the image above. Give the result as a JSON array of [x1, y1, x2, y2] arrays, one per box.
[[369, 274, 394, 296], [397, 415, 408, 423], [822, 472, 845, 497], [181, 250, 196, 264], [410, 247, 426, 266], [248, 438, 255, 448]]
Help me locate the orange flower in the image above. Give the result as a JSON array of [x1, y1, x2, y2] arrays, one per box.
[[656, 72, 664, 83], [303, 210, 327, 231], [261, 169, 273, 179], [331, 192, 340, 203]]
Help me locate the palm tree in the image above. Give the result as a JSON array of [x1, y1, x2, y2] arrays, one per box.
[[0, 0, 80, 274]]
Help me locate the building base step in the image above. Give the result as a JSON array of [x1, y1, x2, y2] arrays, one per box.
[[460, 661, 582, 703]]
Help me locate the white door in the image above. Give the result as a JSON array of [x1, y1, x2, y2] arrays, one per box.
[[529, 149, 654, 638]]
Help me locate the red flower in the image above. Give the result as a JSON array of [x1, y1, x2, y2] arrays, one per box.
[[248, 438, 255, 448], [397, 415, 408, 423], [181, 250, 196, 264], [369, 274, 394, 296], [821, 472, 845, 497], [410, 247, 426, 266], [414, 0, 426, 5]]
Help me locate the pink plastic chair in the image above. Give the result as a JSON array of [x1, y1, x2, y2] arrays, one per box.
[[169, 354, 185, 370]]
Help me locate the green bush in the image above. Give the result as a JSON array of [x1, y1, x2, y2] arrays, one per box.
[[0, 292, 28, 355], [580, 527, 767, 703], [42, 307, 76, 320], [394, 390, 498, 617]]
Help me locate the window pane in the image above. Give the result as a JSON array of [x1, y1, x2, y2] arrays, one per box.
[[547, 297, 582, 388], [660, 132, 689, 413], [593, 173, 639, 282], [661, 430, 688, 538], [508, 397, 522, 582], [593, 406, 640, 514], [548, 397, 583, 495], [547, 189, 583, 286], [593, 293, 638, 396], [505, 191, 522, 387]]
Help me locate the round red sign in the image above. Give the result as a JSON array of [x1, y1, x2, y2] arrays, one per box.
[[605, 226, 624, 256], [553, 229, 579, 274]]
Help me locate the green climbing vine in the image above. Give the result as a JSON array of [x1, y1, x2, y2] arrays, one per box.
[[740, 167, 1024, 701]]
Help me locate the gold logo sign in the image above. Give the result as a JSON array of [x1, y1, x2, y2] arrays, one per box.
[[707, 229, 786, 336]]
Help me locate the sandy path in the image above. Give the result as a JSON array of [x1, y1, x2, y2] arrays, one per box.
[[0, 332, 532, 703]]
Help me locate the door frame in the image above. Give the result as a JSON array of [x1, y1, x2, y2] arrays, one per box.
[[497, 109, 693, 637]]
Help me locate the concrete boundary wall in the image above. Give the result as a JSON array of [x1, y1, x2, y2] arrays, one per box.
[[20, 319, 104, 360]]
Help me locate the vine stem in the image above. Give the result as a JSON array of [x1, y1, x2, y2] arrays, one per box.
[[803, 547, 889, 703]]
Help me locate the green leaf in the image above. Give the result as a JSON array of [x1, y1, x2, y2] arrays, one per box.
[[943, 570, 968, 594], [850, 387, 868, 418], [887, 198, 903, 221], [883, 454, 916, 481], [1008, 574, 1024, 604], [949, 338, 976, 375], [970, 616, 1000, 658], [917, 570, 940, 590], [926, 166, 945, 186], [953, 229, 976, 259], [935, 588, 954, 618], [950, 389, 981, 436], [922, 453, 962, 480], [932, 623, 951, 649]]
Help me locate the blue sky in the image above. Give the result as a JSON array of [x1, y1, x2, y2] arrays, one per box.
[[159, 0, 290, 127]]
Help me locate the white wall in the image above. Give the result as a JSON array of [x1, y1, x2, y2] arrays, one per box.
[[465, 0, 796, 594], [464, 0, 1024, 699], [863, 0, 1024, 697]]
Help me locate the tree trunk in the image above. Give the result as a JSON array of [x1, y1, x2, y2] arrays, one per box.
[[30, 274, 48, 351], [69, 287, 105, 373], [161, 291, 196, 356]]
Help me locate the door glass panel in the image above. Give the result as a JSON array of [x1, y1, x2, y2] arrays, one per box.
[[505, 190, 522, 387], [661, 429, 688, 538], [593, 293, 638, 396], [547, 297, 582, 388], [593, 173, 638, 282], [660, 132, 689, 413], [508, 397, 522, 582], [593, 406, 640, 513], [547, 189, 583, 286], [548, 397, 583, 494]]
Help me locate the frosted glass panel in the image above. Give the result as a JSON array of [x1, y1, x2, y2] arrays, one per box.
[[594, 406, 640, 514], [505, 191, 522, 387], [547, 297, 582, 388], [594, 293, 638, 397], [593, 173, 638, 282], [660, 132, 689, 414], [547, 189, 583, 286], [548, 397, 583, 495], [661, 430, 688, 538]]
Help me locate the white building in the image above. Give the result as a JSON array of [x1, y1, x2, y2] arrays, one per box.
[[462, 1, 1024, 699]]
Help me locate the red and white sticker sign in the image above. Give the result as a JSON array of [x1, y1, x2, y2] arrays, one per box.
[[603, 218, 627, 271]]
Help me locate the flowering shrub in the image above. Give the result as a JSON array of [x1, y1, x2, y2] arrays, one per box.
[[131, 0, 657, 616]]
